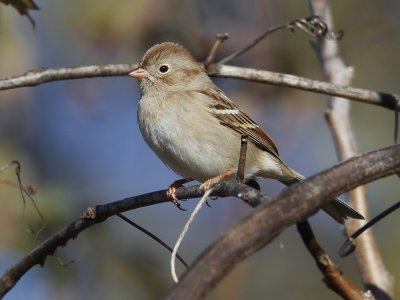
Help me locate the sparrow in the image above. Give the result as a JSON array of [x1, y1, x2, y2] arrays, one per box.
[[129, 42, 364, 223]]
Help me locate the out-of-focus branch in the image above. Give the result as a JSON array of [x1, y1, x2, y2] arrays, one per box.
[[297, 221, 363, 300], [0, 64, 399, 111], [166, 145, 400, 300], [309, 1, 394, 299]]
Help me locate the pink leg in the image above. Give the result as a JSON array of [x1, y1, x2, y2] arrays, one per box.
[[200, 170, 235, 191]]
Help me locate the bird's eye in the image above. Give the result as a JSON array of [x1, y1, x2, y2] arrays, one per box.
[[159, 65, 169, 73]]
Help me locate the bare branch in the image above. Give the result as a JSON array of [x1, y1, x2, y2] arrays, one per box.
[[212, 64, 400, 111], [166, 144, 400, 300], [203, 33, 229, 67], [0, 143, 398, 298], [309, 1, 394, 299], [0, 64, 137, 90], [1, 64, 399, 112], [0, 182, 265, 298], [297, 221, 363, 300], [218, 15, 343, 65]]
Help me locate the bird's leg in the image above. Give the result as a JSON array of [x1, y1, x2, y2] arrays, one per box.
[[236, 134, 248, 183], [167, 178, 193, 211], [200, 170, 235, 192]]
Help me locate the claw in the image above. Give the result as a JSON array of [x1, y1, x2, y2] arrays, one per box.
[[166, 178, 193, 211], [172, 197, 187, 211]]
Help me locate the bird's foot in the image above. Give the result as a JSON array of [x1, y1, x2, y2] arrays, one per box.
[[200, 170, 235, 192], [166, 178, 193, 211]]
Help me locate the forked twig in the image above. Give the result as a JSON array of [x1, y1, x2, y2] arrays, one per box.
[[204, 33, 229, 67], [0, 161, 46, 236], [219, 15, 343, 65]]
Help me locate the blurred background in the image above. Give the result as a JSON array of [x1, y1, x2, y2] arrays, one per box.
[[0, 1, 399, 299]]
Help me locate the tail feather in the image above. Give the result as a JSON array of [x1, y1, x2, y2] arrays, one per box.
[[280, 169, 364, 224]]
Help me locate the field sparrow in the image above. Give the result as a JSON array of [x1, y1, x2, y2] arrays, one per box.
[[129, 42, 364, 223]]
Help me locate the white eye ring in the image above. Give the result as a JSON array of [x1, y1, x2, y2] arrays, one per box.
[[159, 64, 170, 73]]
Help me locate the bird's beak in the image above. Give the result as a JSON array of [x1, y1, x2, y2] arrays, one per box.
[[129, 67, 149, 79]]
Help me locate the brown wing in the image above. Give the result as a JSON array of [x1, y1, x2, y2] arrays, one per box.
[[196, 89, 280, 158]]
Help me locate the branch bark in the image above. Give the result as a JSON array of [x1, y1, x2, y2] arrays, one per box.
[[296, 221, 363, 300], [309, 1, 394, 299], [0, 182, 265, 298], [166, 145, 400, 300], [0, 148, 398, 298], [0, 64, 399, 111]]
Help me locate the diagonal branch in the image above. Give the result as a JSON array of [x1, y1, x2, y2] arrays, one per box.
[[309, 1, 394, 299], [0, 182, 265, 298], [0, 63, 399, 111], [297, 221, 363, 300], [166, 144, 400, 300]]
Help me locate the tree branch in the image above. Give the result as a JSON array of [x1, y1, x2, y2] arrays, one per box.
[[0, 64, 137, 90], [0, 182, 265, 298], [212, 64, 399, 111], [166, 144, 400, 300], [309, 1, 394, 299], [297, 221, 363, 300], [0, 143, 398, 298], [1, 63, 399, 111]]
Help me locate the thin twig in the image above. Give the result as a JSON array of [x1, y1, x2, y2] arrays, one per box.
[[339, 201, 400, 257], [218, 23, 289, 65], [0, 179, 36, 195], [219, 15, 342, 65], [204, 33, 229, 67], [0, 161, 45, 237], [116, 213, 189, 269], [297, 221, 363, 299]]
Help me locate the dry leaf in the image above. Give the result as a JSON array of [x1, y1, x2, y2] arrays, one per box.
[[0, 0, 39, 27]]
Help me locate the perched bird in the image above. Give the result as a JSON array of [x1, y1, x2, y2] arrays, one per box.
[[129, 42, 364, 223]]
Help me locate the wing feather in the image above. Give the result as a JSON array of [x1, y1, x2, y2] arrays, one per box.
[[196, 89, 280, 158]]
